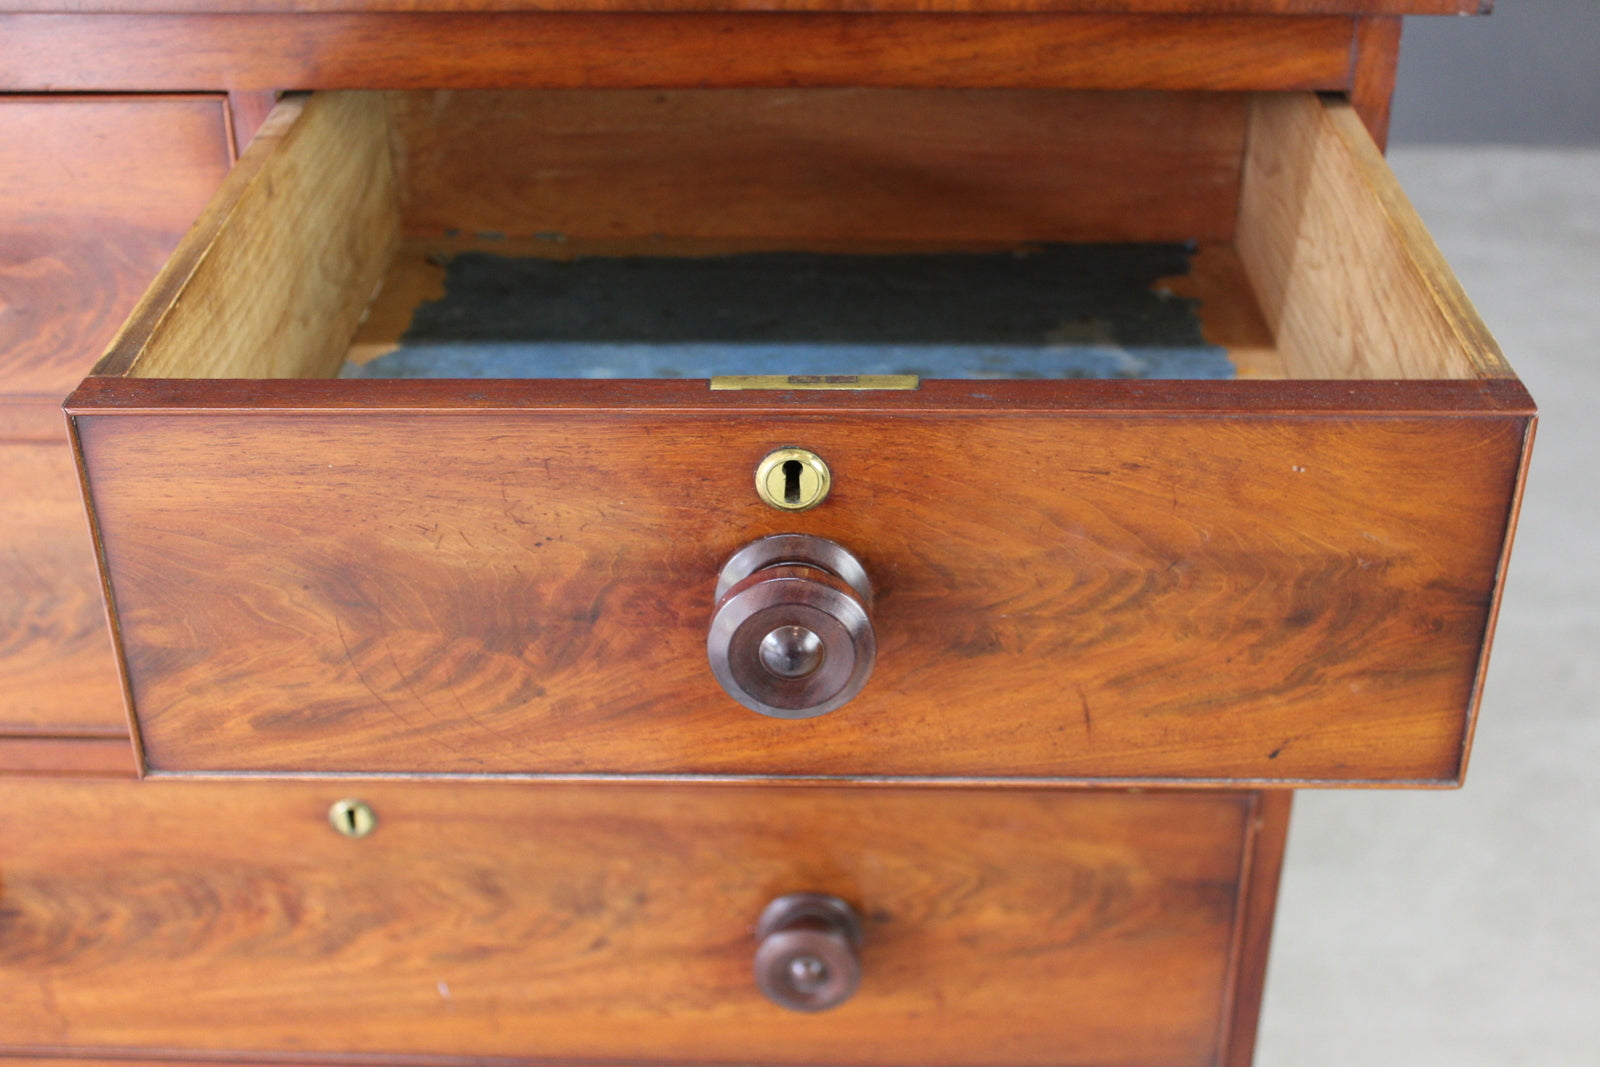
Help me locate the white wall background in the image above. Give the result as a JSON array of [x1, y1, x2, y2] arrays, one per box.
[[1392, 0, 1600, 145], [1259, 9, 1600, 1059]]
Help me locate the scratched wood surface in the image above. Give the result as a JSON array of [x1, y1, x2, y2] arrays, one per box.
[[73, 403, 1528, 783], [0, 780, 1256, 1064], [0, 13, 1358, 92]]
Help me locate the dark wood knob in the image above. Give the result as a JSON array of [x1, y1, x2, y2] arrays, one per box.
[[708, 534, 875, 719], [754, 893, 863, 1013]]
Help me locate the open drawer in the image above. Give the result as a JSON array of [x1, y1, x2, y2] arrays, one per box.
[[67, 90, 1533, 784]]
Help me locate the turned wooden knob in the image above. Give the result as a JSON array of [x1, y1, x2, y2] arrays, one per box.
[[754, 894, 863, 1013], [708, 534, 875, 719]]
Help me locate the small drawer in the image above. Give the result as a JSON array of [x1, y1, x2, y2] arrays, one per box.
[[0, 779, 1277, 1066], [67, 90, 1533, 784]]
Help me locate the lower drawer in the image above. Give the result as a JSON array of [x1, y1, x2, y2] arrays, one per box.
[[0, 781, 1281, 1066]]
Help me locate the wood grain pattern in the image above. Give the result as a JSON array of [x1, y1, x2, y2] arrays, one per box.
[[107, 87, 1255, 381], [98, 90, 1511, 384], [0, 96, 233, 398], [227, 90, 280, 156], [1221, 789, 1290, 1066], [0, 400, 73, 442], [1237, 94, 1513, 380], [98, 93, 398, 380], [0, 0, 1491, 12], [63, 374, 1541, 416], [1156, 244, 1284, 378], [0, 737, 136, 777], [0, 13, 1358, 92], [1456, 410, 1536, 783], [1349, 15, 1403, 149], [73, 401, 1527, 784], [0, 96, 227, 760], [390, 89, 1248, 245], [0, 780, 1256, 1065], [68, 90, 1531, 782], [0, 442, 127, 738]]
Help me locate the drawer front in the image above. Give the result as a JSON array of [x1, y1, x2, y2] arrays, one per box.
[[0, 95, 231, 755], [0, 781, 1267, 1066], [0, 442, 125, 737], [68, 90, 1533, 784], [0, 96, 233, 400], [76, 405, 1524, 782]]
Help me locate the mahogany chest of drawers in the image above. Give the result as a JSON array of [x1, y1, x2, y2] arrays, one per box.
[[0, 4, 1531, 1065]]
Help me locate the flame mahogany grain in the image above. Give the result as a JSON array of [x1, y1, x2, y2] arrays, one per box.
[[0, 13, 1358, 92], [71, 390, 1530, 783], [0, 96, 231, 756], [0, 779, 1272, 1065]]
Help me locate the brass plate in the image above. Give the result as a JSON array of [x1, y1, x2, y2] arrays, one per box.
[[710, 375, 920, 391]]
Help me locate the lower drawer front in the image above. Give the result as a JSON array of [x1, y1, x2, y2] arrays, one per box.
[[0, 781, 1262, 1066]]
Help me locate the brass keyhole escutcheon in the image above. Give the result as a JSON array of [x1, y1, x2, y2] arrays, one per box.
[[755, 448, 831, 511], [328, 798, 376, 838]]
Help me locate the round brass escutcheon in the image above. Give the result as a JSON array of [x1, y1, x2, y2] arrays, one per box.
[[754, 893, 864, 1013], [755, 448, 831, 511], [328, 798, 377, 838]]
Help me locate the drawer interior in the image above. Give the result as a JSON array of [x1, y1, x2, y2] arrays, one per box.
[[94, 89, 1510, 385]]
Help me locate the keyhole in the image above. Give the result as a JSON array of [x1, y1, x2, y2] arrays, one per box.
[[783, 459, 804, 505], [328, 798, 376, 838], [755, 448, 831, 512]]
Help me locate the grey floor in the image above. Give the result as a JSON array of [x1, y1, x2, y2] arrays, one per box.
[[1255, 148, 1600, 1065]]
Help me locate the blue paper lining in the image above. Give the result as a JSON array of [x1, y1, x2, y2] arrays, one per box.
[[342, 245, 1232, 381]]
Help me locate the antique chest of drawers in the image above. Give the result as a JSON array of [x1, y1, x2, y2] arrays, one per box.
[[0, 3, 1531, 1066]]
